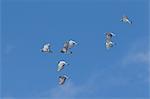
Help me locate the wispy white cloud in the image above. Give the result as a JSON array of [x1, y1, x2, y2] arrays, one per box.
[[122, 51, 150, 65], [121, 37, 149, 65], [49, 81, 79, 99]]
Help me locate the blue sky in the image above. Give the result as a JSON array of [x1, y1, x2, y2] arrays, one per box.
[[1, 0, 149, 99]]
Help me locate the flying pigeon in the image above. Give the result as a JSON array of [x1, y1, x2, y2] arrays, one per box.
[[57, 61, 68, 71], [41, 43, 52, 53], [121, 15, 132, 24], [60, 40, 77, 54], [58, 75, 69, 85]]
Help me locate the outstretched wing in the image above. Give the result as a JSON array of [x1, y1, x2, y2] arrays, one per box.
[[63, 42, 69, 48], [127, 19, 132, 24]]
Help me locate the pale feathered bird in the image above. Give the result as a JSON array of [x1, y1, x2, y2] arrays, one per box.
[[105, 32, 116, 49], [58, 75, 69, 85], [57, 61, 68, 71], [60, 40, 77, 54], [41, 43, 52, 53], [121, 15, 132, 24]]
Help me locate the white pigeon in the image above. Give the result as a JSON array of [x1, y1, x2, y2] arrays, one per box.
[[60, 40, 77, 54], [68, 40, 77, 49], [57, 61, 68, 71], [58, 75, 68, 85], [41, 43, 52, 53], [121, 16, 132, 24]]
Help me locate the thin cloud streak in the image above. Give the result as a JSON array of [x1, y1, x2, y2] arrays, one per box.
[[122, 51, 150, 65], [121, 37, 149, 65]]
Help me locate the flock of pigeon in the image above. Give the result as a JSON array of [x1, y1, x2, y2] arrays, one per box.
[[105, 15, 132, 49], [40, 15, 132, 85], [41, 40, 77, 85]]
